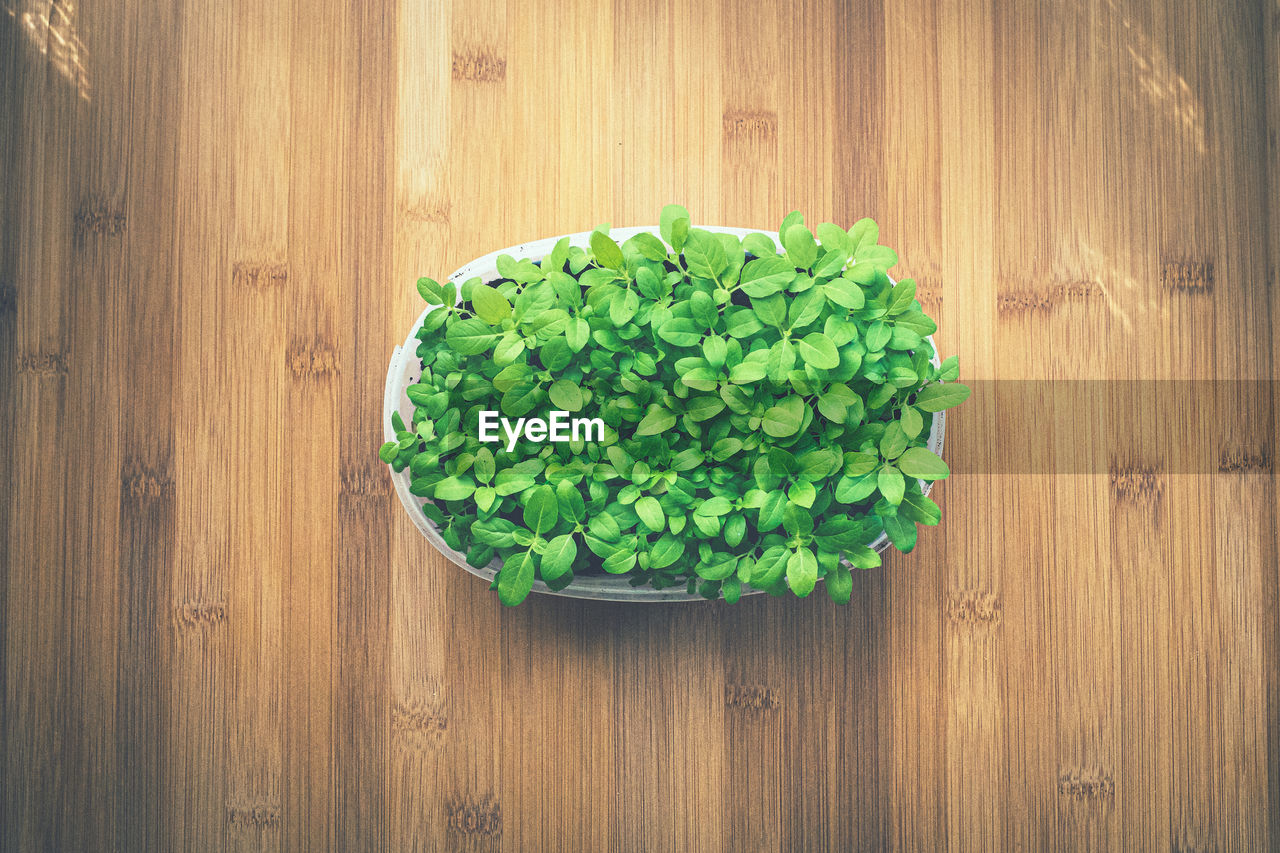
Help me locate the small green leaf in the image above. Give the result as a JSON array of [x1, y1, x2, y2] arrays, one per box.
[[886, 278, 916, 314], [656, 318, 702, 347], [541, 534, 577, 582], [826, 565, 853, 604], [566, 318, 590, 352], [523, 485, 559, 533], [880, 422, 908, 460], [417, 277, 446, 304], [787, 548, 818, 597], [822, 278, 865, 310], [548, 379, 584, 411], [498, 551, 536, 606], [878, 465, 905, 506], [796, 332, 840, 369], [650, 533, 685, 569], [590, 230, 625, 271], [378, 441, 398, 463], [445, 318, 497, 355], [471, 284, 512, 323], [683, 229, 728, 281], [610, 288, 639, 326], [603, 549, 637, 574], [695, 496, 733, 517], [685, 396, 726, 422], [782, 223, 819, 269], [555, 480, 586, 522], [762, 395, 805, 437], [635, 496, 665, 531], [660, 204, 691, 247], [896, 447, 950, 480], [434, 476, 475, 501], [635, 405, 678, 436], [900, 405, 923, 439], [882, 514, 917, 552], [788, 479, 816, 508], [913, 382, 971, 412]]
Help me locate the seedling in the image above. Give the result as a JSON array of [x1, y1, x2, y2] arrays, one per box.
[[380, 207, 969, 605]]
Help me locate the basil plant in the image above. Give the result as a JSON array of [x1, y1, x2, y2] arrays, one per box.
[[380, 206, 968, 605]]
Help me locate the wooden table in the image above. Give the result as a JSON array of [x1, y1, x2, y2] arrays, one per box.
[[3, 0, 1277, 849]]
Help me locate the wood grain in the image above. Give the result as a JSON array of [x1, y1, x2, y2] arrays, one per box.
[[3, 0, 1277, 850]]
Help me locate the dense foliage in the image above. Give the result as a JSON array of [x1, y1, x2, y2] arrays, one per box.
[[379, 206, 969, 604]]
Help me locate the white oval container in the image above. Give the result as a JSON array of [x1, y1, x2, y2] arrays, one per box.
[[383, 226, 947, 602]]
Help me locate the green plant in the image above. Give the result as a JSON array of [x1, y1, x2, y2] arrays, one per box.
[[380, 206, 969, 605]]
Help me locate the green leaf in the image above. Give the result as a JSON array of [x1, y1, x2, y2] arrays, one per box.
[[630, 232, 669, 262], [895, 310, 938, 337], [590, 230, 625, 271], [498, 551, 536, 606], [886, 278, 916, 314], [683, 229, 728, 281], [896, 447, 950, 480], [635, 405, 677, 436], [417, 277, 446, 304], [555, 480, 586, 522], [566, 318, 590, 352], [887, 366, 918, 388], [610, 288, 639, 326], [762, 395, 805, 437], [816, 222, 853, 255], [548, 379, 583, 411], [848, 218, 878, 252], [880, 422, 909, 460], [660, 204, 690, 247], [913, 382, 971, 412], [685, 396, 726, 422], [787, 548, 818, 597], [796, 332, 840, 369], [724, 308, 764, 338], [878, 465, 905, 506], [696, 554, 739, 581], [826, 565, 853, 604], [473, 447, 495, 482], [739, 257, 794, 297], [938, 355, 960, 382], [650, 533, 685, 569], [656, 318, 702, 347], [471, 284, 512, 324], [900, 405, 923, 439], [711, 438, 742, 461], [445, 318, 497, 355], [822, 278, 865, 310], [729, 361, 767, 383], [523, 485, 559, 533], [635, 496, 665, 531], [702, 336, 727, 368], [494, 469, 536, 496], [541, 534, 577, 582], [863, 321, 891, 352], [434, 476, 475, 501], [603, 549, 637, 574], [788, 479, 816, 508], [695, 496, 733, 517], [882, 514, 917, 552], [782, 223, 818, 269], [378, 441, 398, 464]]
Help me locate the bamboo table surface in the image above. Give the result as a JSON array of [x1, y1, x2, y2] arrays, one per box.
[[3, 0, 1278, 850]]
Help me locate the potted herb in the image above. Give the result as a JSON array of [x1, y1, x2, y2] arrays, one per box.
[[380, 206, 968, 605]]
